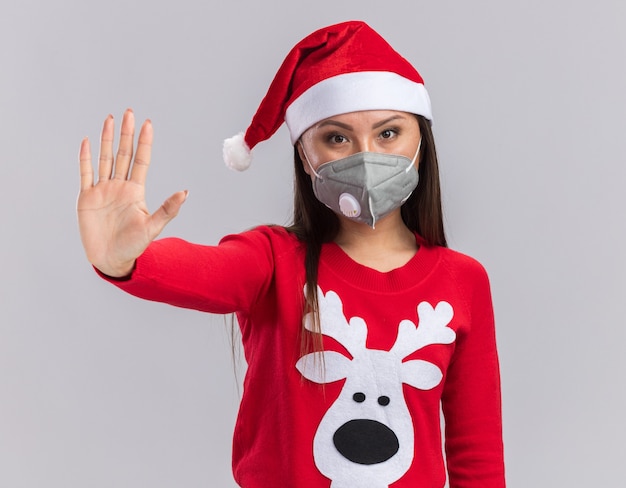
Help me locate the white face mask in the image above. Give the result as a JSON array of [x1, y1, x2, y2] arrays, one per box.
[[303, 138, 421, 228]]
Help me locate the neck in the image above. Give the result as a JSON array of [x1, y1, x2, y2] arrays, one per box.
[[334, 211, 418, 272]]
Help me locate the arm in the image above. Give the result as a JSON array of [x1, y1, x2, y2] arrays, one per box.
[[441, 265, 506, 487], [96, 230, 276, 315]]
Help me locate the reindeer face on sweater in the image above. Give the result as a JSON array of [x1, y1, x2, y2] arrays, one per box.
[[296, 287, 456, 488]]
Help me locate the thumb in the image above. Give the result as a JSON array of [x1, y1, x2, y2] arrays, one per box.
[[148, 190, 188, 238]]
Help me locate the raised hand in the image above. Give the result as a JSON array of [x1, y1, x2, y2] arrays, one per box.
[[77, 109, 187, 277]]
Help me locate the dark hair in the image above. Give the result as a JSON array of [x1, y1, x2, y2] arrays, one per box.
[[286, 114, 447, 355]]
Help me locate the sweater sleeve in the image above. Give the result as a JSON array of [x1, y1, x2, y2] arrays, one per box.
[[441, 262, 506, 487], [95, 227, 278, 314]]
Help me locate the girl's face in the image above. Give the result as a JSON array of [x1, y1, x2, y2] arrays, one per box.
[[297, 110, 422, 174]]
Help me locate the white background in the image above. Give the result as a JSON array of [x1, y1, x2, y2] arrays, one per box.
[[1, 0, 624, 486]]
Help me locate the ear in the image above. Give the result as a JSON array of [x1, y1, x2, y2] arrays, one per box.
[[296, 141, 313, 176], [413, 115, 425, 167], [296, 351, 352, 384], [416, 143, 423, 167], [401, 359, 443, 390]]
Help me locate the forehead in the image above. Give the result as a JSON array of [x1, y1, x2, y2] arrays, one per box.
[[316, 110, 412, 127], [305, 110, 418, 133]]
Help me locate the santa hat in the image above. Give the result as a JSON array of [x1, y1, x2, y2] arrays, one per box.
[[223, 20, 432, 171]]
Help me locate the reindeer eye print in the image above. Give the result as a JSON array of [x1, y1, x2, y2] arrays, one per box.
[[378, 396, 390, 406], [353, 392, 366, 403]]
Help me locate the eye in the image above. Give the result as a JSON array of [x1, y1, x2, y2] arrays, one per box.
[[378, 396, 390, 406], [353, 392, 366, 403], [327, 133, 348, 144], [379, 128, 398, 140]]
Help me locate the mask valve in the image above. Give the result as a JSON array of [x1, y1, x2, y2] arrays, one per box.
[[338, 193, 361, 217]]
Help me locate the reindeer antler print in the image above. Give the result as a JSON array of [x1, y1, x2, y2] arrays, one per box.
[[390, 301, 456, 359], [302, 286, 368, 358]]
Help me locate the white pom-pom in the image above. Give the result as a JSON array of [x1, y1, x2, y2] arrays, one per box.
[[223, 132, 252, 171]]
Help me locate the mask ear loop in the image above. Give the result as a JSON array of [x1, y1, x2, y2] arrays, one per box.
[[405, 136, 422, 173], [298, 141, 322, 179]]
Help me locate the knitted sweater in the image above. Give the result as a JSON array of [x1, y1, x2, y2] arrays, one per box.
[[100, 225, 505, 488]]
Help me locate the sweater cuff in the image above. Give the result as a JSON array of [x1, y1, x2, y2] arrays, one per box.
[[93, 260, 137, 282]]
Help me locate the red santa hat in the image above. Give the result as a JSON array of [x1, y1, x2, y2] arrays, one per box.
[[223, 20, 432, 171]]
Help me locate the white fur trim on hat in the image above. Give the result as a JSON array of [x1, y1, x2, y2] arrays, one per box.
[[223, 132, 253, 171], [285, 71, 432, 144]]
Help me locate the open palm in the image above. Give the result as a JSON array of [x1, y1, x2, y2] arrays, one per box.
[[77, 109, 187, 277]]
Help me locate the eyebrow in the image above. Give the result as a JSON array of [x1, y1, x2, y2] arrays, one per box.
[[316, 114, 407, 131], [372, 115, 406, 129], [317, 120, 353, 130]]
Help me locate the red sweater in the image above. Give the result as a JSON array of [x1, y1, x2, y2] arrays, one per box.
[[100, 226, 505, 488]]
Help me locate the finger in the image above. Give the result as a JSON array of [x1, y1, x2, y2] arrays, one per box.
[[129, 119, 153, 186], [148, 190, 188, 238], [113, 108, 135, 180], [98, 114, 115, 181], [79, 137, 94, 191]]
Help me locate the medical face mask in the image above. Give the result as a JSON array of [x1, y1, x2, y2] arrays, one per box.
[[303, 138, 421, 228]]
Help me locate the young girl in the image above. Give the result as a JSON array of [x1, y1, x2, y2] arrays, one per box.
[[77, 21, 505, 488]]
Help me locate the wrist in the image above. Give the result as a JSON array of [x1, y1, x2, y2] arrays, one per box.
[[94, 260, 136, 279]]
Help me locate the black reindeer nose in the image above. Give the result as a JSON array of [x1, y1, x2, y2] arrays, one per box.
[[333, 419, 399, 465]]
